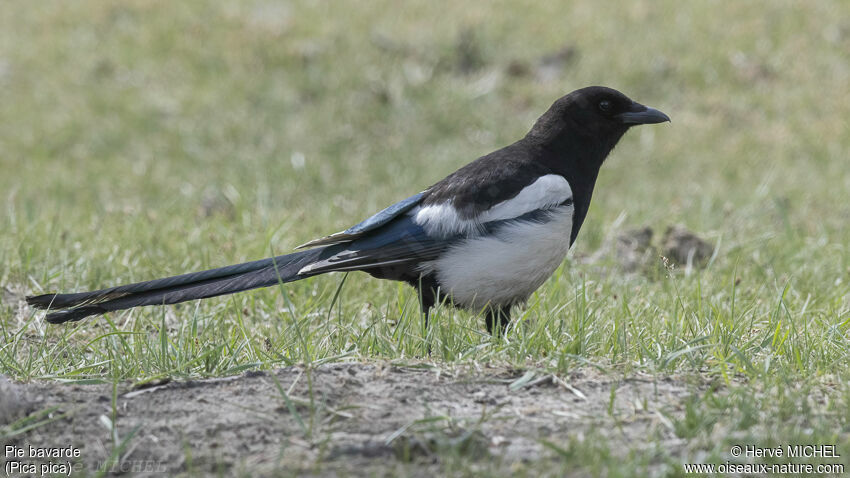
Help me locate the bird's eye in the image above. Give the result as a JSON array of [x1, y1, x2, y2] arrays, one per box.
[[598, 100, 611, 112]]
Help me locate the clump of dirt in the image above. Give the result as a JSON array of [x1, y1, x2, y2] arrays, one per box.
[[197, 187, 236, 219], [662, 225, 714, 268], [616, 227, 656, 273], [505, 45, 579, 82], [455, 28, 485, 74], [4, 364, 700, 476], [587, 224, 714, 274]]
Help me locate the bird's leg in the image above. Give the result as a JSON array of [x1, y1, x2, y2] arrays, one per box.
[[485, 305, 512, 336], [416, 279, 438, 355], [421, 304, 434, 356], [421, 303, 432, 335], [417, 283, 435, 331]]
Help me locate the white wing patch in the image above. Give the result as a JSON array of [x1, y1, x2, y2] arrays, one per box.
[[409, 203, 476, 237], [412, 174, 572, 237]]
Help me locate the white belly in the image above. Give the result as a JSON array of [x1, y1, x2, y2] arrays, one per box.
[[422, 205, 574, 310]]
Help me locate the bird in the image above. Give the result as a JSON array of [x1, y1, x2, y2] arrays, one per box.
[[27, 86, 669, 334]]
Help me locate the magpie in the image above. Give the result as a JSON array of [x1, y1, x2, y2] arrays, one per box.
[[27, 86, 669, 334]]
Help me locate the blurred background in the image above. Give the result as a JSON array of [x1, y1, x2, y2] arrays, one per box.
[[1, 0, 848, 321], [0, 5, 850, 476], [3, 3, 849, 472]]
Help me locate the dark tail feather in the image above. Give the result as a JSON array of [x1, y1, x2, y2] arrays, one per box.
[[27, 248, 326, 324]]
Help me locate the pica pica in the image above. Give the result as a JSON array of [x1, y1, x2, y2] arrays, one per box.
[[27, 86, 669, 334]]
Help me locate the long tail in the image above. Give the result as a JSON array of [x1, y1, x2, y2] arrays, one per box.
[[26, 248, 327, 324]]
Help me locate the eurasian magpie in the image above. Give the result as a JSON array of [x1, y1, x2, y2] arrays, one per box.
[[27, 86, 669, 334]]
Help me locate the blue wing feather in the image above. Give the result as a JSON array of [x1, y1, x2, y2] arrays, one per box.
[[344, 192, 425, 234], [295, 192, 425, 249]]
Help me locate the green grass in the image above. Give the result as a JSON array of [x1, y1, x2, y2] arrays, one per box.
[[2, 0, 850, 475]]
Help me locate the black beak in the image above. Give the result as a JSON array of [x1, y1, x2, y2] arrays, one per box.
[[617, 103, 670, 125]]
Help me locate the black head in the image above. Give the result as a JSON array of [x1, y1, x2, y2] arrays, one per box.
[[522, 87, 670, 245], [526, 86, 670, 157]]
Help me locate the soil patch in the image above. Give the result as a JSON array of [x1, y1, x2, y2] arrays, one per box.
[[4, 364, 700, 476]]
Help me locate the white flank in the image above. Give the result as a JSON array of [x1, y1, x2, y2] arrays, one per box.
[[412, 174, 572, 237], [420, 202, 575, 310]]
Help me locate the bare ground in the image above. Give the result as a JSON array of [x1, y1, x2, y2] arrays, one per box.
[[3, 364, 702, 476]]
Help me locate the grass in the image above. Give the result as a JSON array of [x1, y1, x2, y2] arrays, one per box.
[[2, 0, 850, 475]]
